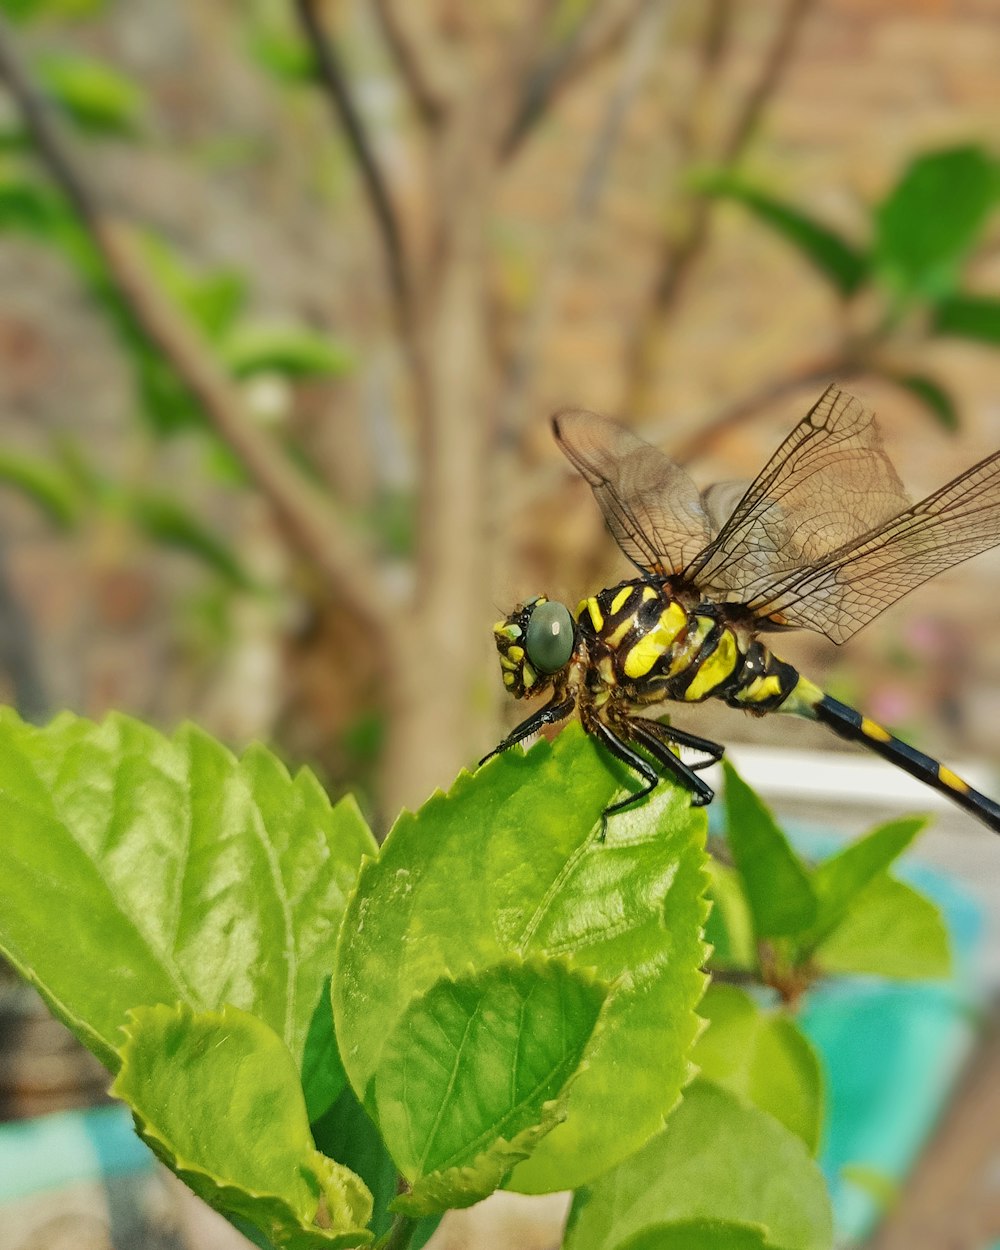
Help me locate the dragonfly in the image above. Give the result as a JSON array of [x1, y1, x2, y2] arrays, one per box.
[[484, 385, 1000, 835]]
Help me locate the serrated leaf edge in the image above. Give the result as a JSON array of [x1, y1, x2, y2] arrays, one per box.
[[112, 1003, 374, 1248]]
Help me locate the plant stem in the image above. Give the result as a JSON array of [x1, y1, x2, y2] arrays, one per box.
[[374, 1212, 418, 1250]]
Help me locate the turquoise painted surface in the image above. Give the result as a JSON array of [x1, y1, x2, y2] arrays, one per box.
[[796, 837, 987, 1244], [0, 1102, 152, 1201]]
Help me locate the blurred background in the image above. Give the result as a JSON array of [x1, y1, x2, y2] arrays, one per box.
[[1, 1, 999, 1247]]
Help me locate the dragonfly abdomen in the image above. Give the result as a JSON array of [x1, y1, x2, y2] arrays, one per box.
[[812, 694, 1000, 833]]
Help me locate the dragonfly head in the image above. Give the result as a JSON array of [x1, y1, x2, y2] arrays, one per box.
[[493, 596, 577, 698]]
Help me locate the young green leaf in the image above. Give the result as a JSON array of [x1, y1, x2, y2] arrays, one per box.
[[615, 1222, 796, 1250], [374, 959, 606, 1214], [884, 373, 958, 431], [703, 856, 756, 972], [933, 292, 1000, 344], [37, 54, 144, 137], [0, 709, 376, 1118], [221, 325, 354, 380], [799, 816, 927, 954], [334, 723, 709, 1194], [113, 1003, 373, 1248], [127, 489, 257, 588], [392, 1095, 569, 1219], [313, 1085, 410, 1242], [0, 449, 80, 527], [874, 146, 1000, 299], [137, 234, 248, 340], [692, 985, 823, 1154], [563, 1080, 833, 1250], [696, 172, 869, 297], [722, 762, 817, 939], [5, 0, 107, 20], [812, 874, 950, 980]]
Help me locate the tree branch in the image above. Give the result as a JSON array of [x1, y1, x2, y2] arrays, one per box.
[[293, 0, 411, 317], [0, 14, 393, 644], [667, 350, 857, 466], [371, 0, 449, 129], [497, 0, 670, 446], [500, 0, 649, 161], [622, 0, 817, 416]]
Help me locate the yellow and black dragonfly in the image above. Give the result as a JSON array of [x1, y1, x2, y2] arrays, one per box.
[[485, 385, 1000, 835]]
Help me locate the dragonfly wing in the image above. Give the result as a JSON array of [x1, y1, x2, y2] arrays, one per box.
[[552, 408, 712, 576], [687, 385, 911, 601], [746, 447, 1000, 642]]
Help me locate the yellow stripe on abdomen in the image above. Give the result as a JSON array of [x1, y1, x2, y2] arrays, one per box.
[[860, 716, 892, 744], [684, 629, 738, 701], [938, 765, 970, 795]]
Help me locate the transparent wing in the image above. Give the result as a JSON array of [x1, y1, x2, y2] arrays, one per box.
[[746, 448, 1000, 642], [552, 408, 712, 576], [687, 385, 911, 601]]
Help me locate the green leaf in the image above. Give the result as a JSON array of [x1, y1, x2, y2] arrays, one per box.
[[722, 762, 816, 939], [375, 959, 606, 1214], [563, 1080, 832, 1250], [221, 325, 353, 380], [933, 292, 1000, 344], [875, 146, 1000, 299], [0, 449, 80, 527], [0, 709, 376, 1119], [4, 0, 107, 20], [698, 173, 869, 296], [127, 489, 257, 588], [312, 1085, 403, 1242], [813, 874, 950, 979], [800, 816, 927, 954], [0, 170, 70, 236], [138, 234, 248, 341], [692, 985, 823, 1154], [113, 1004, 373, 1248], [615, 1221, 796, 1250], [250, 27, 317, 84], [885, 373, 958, 431], [703, 857, 756, 972], [37, 54, 144, 136], [333, 723, 709, 1194], [302, 980, 347, 1126], [393, 1095, 568, 1219]]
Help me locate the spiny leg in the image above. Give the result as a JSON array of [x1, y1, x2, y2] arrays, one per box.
[[586, 717, 662, 835], [627, 718, 715, 805], [480, 695, 576, 766], [640, 718, 725, 773]]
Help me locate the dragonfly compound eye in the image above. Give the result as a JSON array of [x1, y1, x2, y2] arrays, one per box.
[[526, 600, 575, 673]]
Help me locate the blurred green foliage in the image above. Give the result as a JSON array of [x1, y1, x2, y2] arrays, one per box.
[[701, 145, 1000, 430]]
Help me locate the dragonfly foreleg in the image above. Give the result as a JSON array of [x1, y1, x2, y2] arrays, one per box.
[[480, 695, 576, 766]]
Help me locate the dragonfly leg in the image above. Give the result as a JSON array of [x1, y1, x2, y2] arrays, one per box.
[[585, 716, 661, 837], [479, 696, 576, 766], [641, 718, 725, 772], [627, 718, 716, 804]]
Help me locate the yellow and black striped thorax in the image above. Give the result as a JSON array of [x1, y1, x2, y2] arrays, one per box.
[[575, 579, 799, 711]]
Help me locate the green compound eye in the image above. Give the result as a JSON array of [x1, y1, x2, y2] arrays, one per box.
[[525, 600, 574, 673]]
